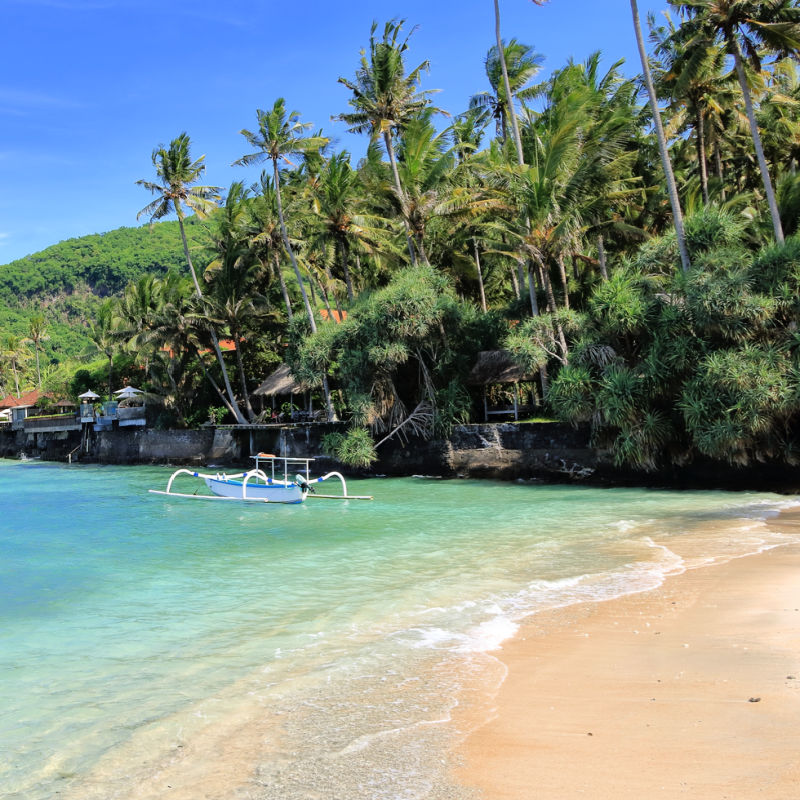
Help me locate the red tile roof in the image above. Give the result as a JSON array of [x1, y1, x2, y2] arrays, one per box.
[[0, 389, 46, 409]]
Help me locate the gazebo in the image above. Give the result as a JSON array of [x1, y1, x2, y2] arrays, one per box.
[[253, 364, 311, 420], [467, 350, 536, 422]]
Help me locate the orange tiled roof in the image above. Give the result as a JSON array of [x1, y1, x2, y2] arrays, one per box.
[[0, 389, 46, 409], [320, 309, 347, 323]]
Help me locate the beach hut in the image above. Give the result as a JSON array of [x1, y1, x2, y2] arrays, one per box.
[[467, 350, 536, 422], [253, 364, 311, 420]]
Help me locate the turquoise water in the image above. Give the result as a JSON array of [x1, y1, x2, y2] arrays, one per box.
[[1, 459, 798, 799]]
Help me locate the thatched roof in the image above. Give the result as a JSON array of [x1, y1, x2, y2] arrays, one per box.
[[253, 363, 307, 397], [467, 350, 534, 386]]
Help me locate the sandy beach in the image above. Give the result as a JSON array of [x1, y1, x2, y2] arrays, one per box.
[[455, 513, 800, 800]]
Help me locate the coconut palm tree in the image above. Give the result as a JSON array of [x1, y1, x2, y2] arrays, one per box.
[[631, 0, 692, 272], [248, 171, 296, 320], [307, 151, 397, 303], [469, 39, 544, 143], [136, 133, 247, 423], [235, 99, 328, 335], [491, 0, 549, 166], [671, 0, 800, 243], [87, 301, 117, 401], [2, 335, 27, 398], [28, 313, 49, 389], [236, 100, 336, 419], [336, 19, 440, 265]]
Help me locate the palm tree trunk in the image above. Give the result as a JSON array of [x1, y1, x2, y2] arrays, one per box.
[[730, 38, 784, 244], [194, 347, 238, 420], [510, 263, 520, 299], [630, 0, 691, 273], [527, 263, 540, 316], [494, 0, 525, 166], [34, 346, 41, 389], [339, 240, 355, 302], [557, 252, 569, 309], [715, 143, 726, 201], [177, 213, 247, 423], [597, 234, 608, 280], [696, 108, 709, 205], [473, 239, 487, 312], [383, 129, 419, 266], [233, 335, 255, 422], [273, 253, 293, 319], [272, 158, 317, 334]]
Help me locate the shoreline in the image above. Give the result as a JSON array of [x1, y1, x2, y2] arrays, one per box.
[[453, 512, 800, 799]]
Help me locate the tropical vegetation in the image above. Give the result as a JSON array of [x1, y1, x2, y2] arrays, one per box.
[[3, 2, 800, 473]]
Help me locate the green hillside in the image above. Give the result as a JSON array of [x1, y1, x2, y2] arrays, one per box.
[[0, 218, 207, 359]]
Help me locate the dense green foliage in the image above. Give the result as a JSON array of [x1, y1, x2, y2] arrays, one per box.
[[4, 3, 800, 473]]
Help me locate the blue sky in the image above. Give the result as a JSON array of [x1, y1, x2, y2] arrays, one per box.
[[0, 0, 669, 264]]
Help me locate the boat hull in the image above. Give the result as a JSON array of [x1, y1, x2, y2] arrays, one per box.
[[203, 477, 306, 503]]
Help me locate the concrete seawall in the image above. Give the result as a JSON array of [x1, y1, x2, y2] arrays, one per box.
[[3, 423, 797, 489], [0, 422, 597, 482]]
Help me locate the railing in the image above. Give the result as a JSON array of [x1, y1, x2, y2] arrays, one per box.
[[22, 413, 81, 432]]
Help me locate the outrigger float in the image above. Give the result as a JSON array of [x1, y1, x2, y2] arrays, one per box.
[[149, 453, 372, 504]]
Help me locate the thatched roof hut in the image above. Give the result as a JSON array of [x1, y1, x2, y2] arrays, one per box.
[[467, 350, 536, 421], [467, 350, 534, 386], [253, 364, 307, 397]]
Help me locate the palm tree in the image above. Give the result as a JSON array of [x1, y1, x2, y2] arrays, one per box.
[[470, 39, 544, 143], [2, 335, 27, 398], [631, 0, 692, 272], [235, 99, 328, 335], [672, 0, 800, 243], [336, 19, 439, 265], [248, 171, 296, 320], [136, 133, 220, 296], [491, 0, 549, 166], [236, 99, 336, 420], [203, 181, 272, 422], [28, 314, 49, 389], [87, 301, 117, 401], [308, 151, 397, 303], [136, 133, 247, 423]]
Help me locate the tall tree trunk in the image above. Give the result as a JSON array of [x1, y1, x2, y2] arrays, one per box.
[[510, 263, 520, 299], [696, 107, 709, 205], [538, 258, 569, 363], [730, 38, 784, 244], [527, 263, 540, 316], [383, 129, 418, 265], [630, 0, 691, 273], [473, 238, 487, 312], [714, 142, 727, 201], [273, 252, 293, 320], [233, 335, 255, 422], [271, 159, 336, 420], [194, 347, 238, 420], [177, 214, 246, 423], [557, 252, 569, 309], [597, 234, 608, 280], [34, 346, 41, 389], [494, 0, 525, 166], [339, 240, 354, 302], [272, 159, 317, 334]]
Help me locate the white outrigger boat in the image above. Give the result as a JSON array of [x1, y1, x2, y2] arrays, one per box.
[[149, 453, 372, 504]]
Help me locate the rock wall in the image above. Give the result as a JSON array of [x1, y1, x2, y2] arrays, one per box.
[[6, 423, 794, 490]]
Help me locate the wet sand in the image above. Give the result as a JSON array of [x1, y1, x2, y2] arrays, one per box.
[[455, 517, 800, 799]]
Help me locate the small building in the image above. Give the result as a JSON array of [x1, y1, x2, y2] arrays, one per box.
[[252, 364, 313, 421], [467, 350, 537, 422]]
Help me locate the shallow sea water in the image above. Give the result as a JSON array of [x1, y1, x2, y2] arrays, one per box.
[[1, 459, 798, 799]]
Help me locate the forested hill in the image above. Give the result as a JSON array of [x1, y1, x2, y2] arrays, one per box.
[[0, 217, 205, 306]]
